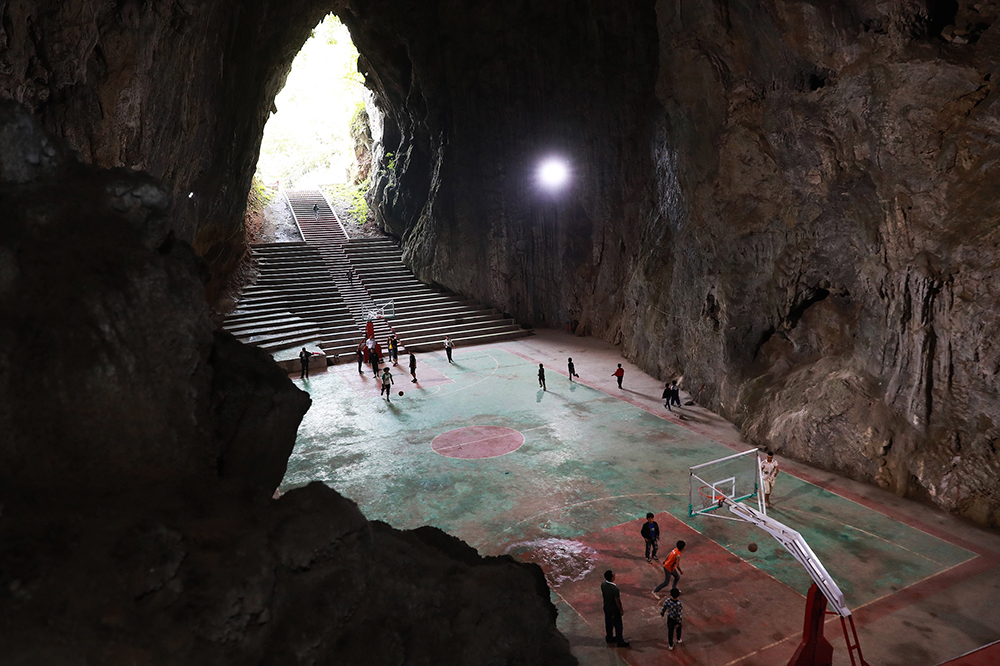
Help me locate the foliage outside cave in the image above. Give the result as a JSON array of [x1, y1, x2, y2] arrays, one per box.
[[252, 14, 372, 228]]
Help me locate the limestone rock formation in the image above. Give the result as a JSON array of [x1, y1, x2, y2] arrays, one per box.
[[342, 1, 1000, 525], [0, 0, 995, 534], [0, 0, 334, 303], [0, 103, 575, 663], [1, 482, 573, 665]]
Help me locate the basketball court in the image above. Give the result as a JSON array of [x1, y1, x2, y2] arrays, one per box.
[[280, 331, 1000, 666]]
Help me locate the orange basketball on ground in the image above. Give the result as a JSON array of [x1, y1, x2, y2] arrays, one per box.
[[748, 543, 758, 552], [398, 391, 404, 396]]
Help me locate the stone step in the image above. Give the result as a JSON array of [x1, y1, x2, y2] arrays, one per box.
[[383, 294, 473, 308], [356, 271, 418, 284], [401, 327, 530, 352], [251, 242, 313, 253], [224, 318, 321, 336], [364, 283, 427, 295], [236, 327, 322, 350], [248, 278, 339, 291], [389, 312, 508, 333], [395, 319, 521, 340], [238, 293, 347, 308]]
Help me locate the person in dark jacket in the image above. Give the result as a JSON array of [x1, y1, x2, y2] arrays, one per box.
[[641, 512, 660, 562], [601, 570, 630, 648], [299, 347, 314, 379]]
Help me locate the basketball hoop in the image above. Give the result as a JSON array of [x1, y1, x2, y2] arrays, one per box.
[[365, 300, 396, 322], [698, 485, 727, 510], [688, 449, 763, 518]]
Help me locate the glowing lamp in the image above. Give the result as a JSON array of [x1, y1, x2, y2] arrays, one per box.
[[537, 158, 570, 190]]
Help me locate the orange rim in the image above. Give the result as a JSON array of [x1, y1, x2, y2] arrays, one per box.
[[698, 485, 726, 503]]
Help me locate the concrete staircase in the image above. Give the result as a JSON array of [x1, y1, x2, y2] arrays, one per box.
[[222, 243, 359, 358], [343, 238, 529, 352], [223, 189, 530, 365], [283, 190, 397, 355]]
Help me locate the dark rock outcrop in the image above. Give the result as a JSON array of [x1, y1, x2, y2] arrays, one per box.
[[0, 482, 573, 665], [0, 100, 311, 497], [345, 1, 1000, 524], [0, 103, 575, 663], [0, 0, 333, 304]]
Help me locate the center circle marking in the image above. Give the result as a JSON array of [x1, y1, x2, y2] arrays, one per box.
[[431, 425, 525, 459]]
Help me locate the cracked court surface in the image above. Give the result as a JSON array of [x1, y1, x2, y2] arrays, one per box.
[[280, 333, 1000, 666]]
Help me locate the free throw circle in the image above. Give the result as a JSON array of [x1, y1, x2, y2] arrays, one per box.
[[432, 426, 525, 460]]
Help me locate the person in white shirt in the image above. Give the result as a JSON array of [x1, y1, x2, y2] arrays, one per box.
[[761, 450, 780, 509], [444, 336, 454, 363]]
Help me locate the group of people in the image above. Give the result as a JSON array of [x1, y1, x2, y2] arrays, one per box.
[[532, 359, 685, 414], [602, 516, 687, 651], [538, 357, 582, 391], [662, 382, 681, 410], [350, 334, 463, 400], [602, 452, 781, 650], [355, 335, 418, 387]]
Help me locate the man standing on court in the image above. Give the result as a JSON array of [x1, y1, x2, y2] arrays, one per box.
[[444, 336, 454, 363], [653, 540, 685, 594], [761, 450, 779, 509], [612, 363, 624, 389], [641, 512, 660, 562], [567, 357, 579, 381], [298, 347, 313, 380], [669, 382, 681, 408], [409, 351, 418, 383], [601, 570, 630, 648], [538, 363, 546, 391]]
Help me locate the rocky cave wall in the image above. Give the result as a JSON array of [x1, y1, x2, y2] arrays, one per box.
[[0, 0, 334, 303], [0, 98, 574, 665], [345, 0, 1000, 525], [0, 1, 579, 661]]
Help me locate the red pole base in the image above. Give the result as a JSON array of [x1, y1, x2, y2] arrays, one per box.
[[787, 584, 835, 666]]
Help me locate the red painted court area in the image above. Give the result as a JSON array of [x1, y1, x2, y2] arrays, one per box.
[[521, 513, 810, 665], [431, 425, 524, 459]]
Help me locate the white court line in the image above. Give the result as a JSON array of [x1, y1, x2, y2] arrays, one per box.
[[433, 430, 525, 453], [409, 352, 502, 400], [778, 505, 949, 567]]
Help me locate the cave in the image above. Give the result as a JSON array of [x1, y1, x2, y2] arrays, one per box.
[[2, 0, 1000, 664]]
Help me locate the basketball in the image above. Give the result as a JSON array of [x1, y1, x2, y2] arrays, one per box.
[[748, 542, 758, 552], [398, 391, 404, 396]]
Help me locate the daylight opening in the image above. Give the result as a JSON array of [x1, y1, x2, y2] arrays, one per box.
[[252, 14, 372, 236]]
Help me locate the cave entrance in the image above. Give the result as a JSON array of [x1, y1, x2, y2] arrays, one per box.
[[253, 14, 372, 231]]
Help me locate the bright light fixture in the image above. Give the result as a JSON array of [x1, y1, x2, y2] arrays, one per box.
[[537, 157, 570, 190]]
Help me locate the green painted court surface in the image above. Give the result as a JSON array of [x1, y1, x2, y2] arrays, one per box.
[[281, 347, 978, 663]]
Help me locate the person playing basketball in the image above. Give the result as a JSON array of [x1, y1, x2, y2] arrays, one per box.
[[653, 540, 685, 594], [380, 368, 394, 401], [641, 512, 660, 562], [659, 587, 684, 650]]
